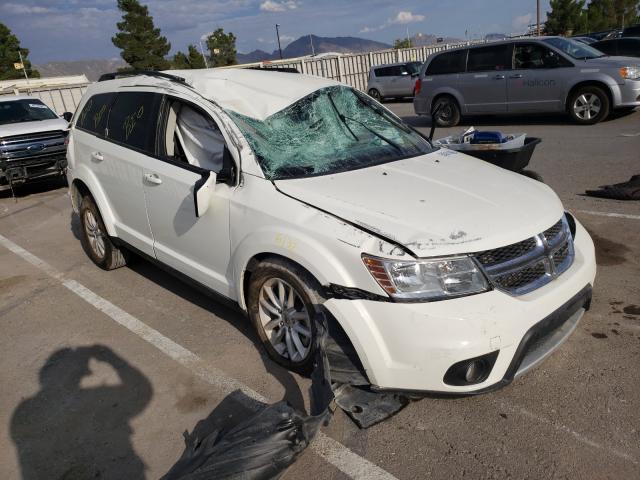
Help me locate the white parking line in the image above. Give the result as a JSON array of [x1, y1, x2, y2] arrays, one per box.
[[577, 210, 640, 221], [0, 233, 398, 480]]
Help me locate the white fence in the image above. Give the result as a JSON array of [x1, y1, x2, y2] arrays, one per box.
[[0, 83, 88, 114], [233, 41, 480, 91]]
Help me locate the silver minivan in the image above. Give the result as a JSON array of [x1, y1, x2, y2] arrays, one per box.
[[414, 37, 640, 126], [367, 61, 423, 101]]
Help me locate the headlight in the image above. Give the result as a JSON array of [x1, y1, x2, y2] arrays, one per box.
[[620, 66, 640, 79], [362, 254, 489, 301]]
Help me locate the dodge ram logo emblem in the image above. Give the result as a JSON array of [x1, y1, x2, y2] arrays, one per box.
[[27, 143, 45, 152]]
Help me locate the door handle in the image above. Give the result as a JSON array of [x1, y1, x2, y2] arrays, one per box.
[[509, 74, 523, 79], [143, 173, 162, 185], [494, 74, 506, 80], [91, 151, 103, 162]]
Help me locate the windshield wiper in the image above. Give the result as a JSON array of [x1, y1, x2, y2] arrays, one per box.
[[327, 93, 359, 141], [340, 114, 403, 153]]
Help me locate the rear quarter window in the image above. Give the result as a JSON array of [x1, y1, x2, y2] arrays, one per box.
[[106, 92, 162, 155], [76, 93, 115, 136], [426, 50, 467, 75]]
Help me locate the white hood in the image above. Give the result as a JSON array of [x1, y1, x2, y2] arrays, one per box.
[[275, 149, 565, 257], [0, 118, 68, 138]]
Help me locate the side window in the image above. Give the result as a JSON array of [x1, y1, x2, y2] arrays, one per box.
[[514, 44, 565, 69], [593, 41, 616, 55], [107, 92, 162, 154], [618, 40, 637, 56], [467, 44, 511, 72], [374, 67, 391, 77], [389, 66, 403, 76], [426, 50, 467, 75], [76, 93, 115, 136]]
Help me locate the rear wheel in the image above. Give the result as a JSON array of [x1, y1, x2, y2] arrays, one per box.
[[432, 95, 461, 127], [247, 259, 323, 373], [568, 86, 609, 124], [79, 196, 128, 270], [368, 88, 383, 102]]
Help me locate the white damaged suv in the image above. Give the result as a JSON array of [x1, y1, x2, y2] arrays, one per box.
[[67, 69, 596, 394]]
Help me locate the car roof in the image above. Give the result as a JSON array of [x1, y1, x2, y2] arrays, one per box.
[[0, 95, 40, 103], [428, 36, 566, 55], [92, 68, 341, 121], [372, 61, 420, 69]]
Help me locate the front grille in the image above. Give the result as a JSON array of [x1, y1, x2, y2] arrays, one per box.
[[0, 130, 67, 161], [474, 216, 575, 296]]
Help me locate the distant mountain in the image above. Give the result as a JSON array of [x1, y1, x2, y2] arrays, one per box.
[[237, 35, 392, 63], [36, 59, 126, 81]]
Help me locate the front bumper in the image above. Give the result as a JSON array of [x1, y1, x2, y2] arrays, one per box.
[[0, 154, 67, 187], [324, 218, 597, 393], [613, 79, 640, 107]]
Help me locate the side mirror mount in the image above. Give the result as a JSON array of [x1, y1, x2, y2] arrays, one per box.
[[62, 112, 73, 122], [194, 171, 216, 217]]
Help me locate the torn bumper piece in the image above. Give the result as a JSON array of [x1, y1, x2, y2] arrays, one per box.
[[0, 154, 67, 188]]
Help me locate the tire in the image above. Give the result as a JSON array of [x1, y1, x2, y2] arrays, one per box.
[[568, 86, 610, 125], [247, 258, 324, 374], [79, 195, 128, 270], [432, 95, 461, 127], [368, 88, 383, 102]]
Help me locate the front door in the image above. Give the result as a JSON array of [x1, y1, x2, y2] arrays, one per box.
[[458, 43, 512, 114], [507, 43, 570, 113]]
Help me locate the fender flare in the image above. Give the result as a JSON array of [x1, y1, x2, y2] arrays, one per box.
[[69, 166, 118, 237]]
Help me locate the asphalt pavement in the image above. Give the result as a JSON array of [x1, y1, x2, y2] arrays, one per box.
[[1, 105, 639, 480]]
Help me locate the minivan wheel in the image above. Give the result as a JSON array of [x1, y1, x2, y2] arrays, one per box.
[[368, 88, 382, 102], [432, 96, 461, 127], [247, 259, 322, 373], [569, 86, 609, 124], [79, 196, 128, 270]]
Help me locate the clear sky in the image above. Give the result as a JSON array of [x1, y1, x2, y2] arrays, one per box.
[[1, 0, 552, 63]]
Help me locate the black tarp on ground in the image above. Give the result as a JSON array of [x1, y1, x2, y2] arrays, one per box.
[[585, 175, 640, 200]]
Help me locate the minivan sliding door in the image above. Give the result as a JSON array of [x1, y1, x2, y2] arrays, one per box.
[[459, 44, 512, 114]]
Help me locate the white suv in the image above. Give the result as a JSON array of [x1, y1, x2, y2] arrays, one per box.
[[67, 69, 596, 394]]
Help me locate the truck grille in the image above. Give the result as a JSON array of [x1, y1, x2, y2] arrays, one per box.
[[474, 217, 574, 296], [0, 130, 67, 161]]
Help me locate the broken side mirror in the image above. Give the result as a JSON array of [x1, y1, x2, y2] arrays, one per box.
[[62, 112, 73, 122], [194, 171, 216, 217]]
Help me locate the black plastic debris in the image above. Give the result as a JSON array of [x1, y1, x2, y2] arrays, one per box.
[[333, 383, 410, 429], [585, 175, 640, 200], [161, 317, 334, 480]]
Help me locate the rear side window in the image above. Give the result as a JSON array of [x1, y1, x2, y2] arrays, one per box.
[[593, 41, 617, 55], [76, 93, 115, 136], [426, 50, 467, 75], [467, 44, 511, 72], [107, 92, 162, 154], [375, 66, 403, 77]]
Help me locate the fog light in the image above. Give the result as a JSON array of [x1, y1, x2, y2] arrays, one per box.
[[444, 351, 499, 386]]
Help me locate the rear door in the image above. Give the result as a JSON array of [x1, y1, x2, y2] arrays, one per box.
[[507, 43, 571, 113], [394, 64, 415, 96], [459, 43, 512, 113]]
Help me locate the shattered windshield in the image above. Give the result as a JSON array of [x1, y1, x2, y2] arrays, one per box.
[[0, 99, 58, 125], [228, 86, 434, 180]]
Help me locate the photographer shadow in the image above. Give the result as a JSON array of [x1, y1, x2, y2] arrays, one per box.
[[10, 345, 153, 480]]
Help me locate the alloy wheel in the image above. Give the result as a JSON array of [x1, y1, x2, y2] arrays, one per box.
[[257, 278, 313, 362], [84, 210, 105, 259], [573, 93, 601, 121]]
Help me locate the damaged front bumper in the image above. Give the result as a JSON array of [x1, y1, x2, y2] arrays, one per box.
[[324, 218, 597, 394], [0, 154, 67, 189]]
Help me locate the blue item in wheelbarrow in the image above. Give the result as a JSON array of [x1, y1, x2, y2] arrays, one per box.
[[470, 131, 507, 144]]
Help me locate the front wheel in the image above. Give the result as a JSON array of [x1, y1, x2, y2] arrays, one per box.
[[247, 259, 323, 373], [568, 86, 609, 124], [432, 96, 461, 127]]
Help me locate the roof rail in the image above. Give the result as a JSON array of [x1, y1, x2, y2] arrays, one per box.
[[98, 70, 187, 84]]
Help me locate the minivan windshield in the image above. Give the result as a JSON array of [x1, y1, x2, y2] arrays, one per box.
[[0, 99, 58, 125], [228, 86, 434, 180], [542, 37, 605, 60]]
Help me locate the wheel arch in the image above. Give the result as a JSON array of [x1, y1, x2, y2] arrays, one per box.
[[69, 169, 117, 237], [430, 89, 463, 113], [565, 80, 613, 112]]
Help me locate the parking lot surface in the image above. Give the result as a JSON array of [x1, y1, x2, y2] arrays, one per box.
[[1, 106, 639, 479]]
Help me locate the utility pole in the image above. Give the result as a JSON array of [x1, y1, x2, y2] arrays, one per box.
[[198, 40, 210, 68], [275, 24, 283, 60], [17, 50, 30, 86], [537, 0, 541, 36]]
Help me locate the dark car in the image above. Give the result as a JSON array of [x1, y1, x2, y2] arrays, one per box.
[[622, 24, 640, 37], [592, 38, 640, 57]]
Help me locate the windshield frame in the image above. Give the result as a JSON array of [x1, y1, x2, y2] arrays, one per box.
[[542, 37, 606, 60], [228, 85, 436, 181], [0, 98, 59, 126]]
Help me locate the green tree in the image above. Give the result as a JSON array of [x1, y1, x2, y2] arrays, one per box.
[[545, 0, 586, 35], [585, 0, 639, 31], [205, 29, 237, 67], [0, 23, 40, 80], [393, 38, 412, 49], [172, 45, 207, 69], [112, 0, 171, 70]]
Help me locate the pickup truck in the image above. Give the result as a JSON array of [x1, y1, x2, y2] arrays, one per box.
[[0, 95, 72, 192]]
